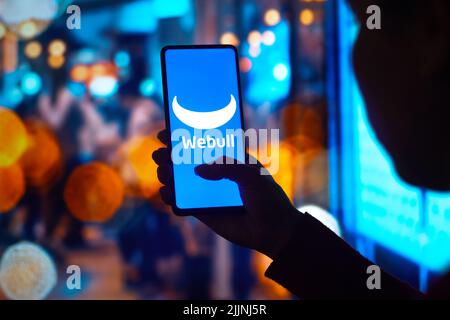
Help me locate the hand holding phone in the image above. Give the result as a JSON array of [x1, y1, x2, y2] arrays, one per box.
[[153, 129, 299, 259], [161, 45, 246, 215], [158, 44, 298, 257]]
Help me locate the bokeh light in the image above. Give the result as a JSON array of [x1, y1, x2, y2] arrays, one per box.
[[70, 64, 90, 83], [220, 32, 239, 46], [139, 78, 156, 97], [248, 45, 261, 58], [24, 41, 42, 59], [0, 107, 28, 168], [250, 142, 298, 201], [19, 119, 62, 188], [0, 163, 25, 213], [114, 136, 163, 199], [64, 162, 124, 222], [48, 39, 66, 56], [5, 88, 24, 107], [273, 63, 289, 81], [274, 143, 299, 200], [90, 62, 116, 78], [67, 81, 86, 97], [114, 50, 131, 68], [247, 30, 262, 46], [264, 9, 281, 26], [8, 19, 53, 41], [262, 30, 276, 46], [48, 55, 65, 69], [89, 76, 119, 98], [239, 57, 252, 73], [299, 9, 315, 26], [20, 72, 42, 95], [0, 242, 57, 300], [17, 20, 39, 39]]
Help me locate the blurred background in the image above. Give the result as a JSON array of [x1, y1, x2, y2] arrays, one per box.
[[0, 0, 449, 300]]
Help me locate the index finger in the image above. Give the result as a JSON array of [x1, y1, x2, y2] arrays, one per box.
[[157, 129, 170, 145]]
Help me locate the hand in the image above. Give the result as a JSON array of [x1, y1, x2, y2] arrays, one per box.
[[152, 130, 300, 259]]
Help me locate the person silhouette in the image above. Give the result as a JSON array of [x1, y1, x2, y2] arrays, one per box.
[[153, 0, 450, 299]]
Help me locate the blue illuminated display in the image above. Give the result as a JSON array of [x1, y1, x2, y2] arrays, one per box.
[[337, 0, 450, 271], [164, 47, 244, 209]]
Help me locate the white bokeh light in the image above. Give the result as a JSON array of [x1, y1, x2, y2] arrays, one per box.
[[0, 242, 57, 300]]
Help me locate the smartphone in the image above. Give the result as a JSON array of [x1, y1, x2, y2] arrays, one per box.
[[161, 45, 245, 215]]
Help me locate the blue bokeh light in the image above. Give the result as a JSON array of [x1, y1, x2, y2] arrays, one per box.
[[5, 87, 24, 107], [139, 78, 156, 97], [67, 81, 86, 98], [21, 72, 42, 96], [114, 51, 130, 69]]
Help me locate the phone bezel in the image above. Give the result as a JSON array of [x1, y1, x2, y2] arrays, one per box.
[[160, 44, 246, 216]]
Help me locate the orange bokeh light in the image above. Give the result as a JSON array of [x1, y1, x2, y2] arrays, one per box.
[[220, 32, 239, 46], [70, 64, 90, 83], [264, 9, 281, 26], [0, 163, 25, 213], [90, 62, 117, 78], [24, 41, 42, 59], [250, 141, 298, 201], [114, 135, 163, 199], [64, 162, 124, 222], [19, 119, 62, 188], [48, 39, 66, 57], [299, 9, 315, 26], [240, 57, 252, 73], [0, 107, 28, 168], [48, 55, 65, 69], [247, 30, 262, 46]]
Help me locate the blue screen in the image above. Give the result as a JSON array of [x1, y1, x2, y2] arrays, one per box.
[[164, 47, 244, 209]]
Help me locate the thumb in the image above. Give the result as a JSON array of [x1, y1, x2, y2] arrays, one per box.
[[194, 156, 270, 187]]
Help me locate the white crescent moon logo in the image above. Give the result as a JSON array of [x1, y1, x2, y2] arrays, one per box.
[[172, 94, 237, 129]]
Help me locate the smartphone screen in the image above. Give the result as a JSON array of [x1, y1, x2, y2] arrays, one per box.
[[161, 45, 245, 211]]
